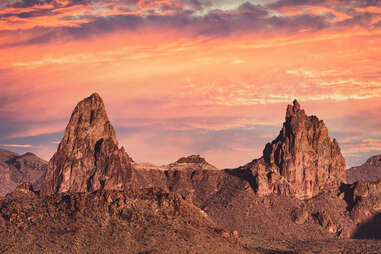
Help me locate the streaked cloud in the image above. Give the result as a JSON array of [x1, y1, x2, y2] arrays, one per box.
[[0, 144, 32, 148], [0, 0, 380, 168]]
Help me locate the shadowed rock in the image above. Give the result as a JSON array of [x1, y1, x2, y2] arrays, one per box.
[[353, 212, 381, 239]]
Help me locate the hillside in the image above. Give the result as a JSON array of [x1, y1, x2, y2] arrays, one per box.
[[0, 188, 250, 254], [0, 149, 47, 195]]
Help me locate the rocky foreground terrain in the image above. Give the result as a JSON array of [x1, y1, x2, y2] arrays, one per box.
[[0, 187, 250, 254], [1, 93, 381, 253]]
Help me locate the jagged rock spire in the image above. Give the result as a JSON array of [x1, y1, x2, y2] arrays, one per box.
[[252, 100, 345, 199], [40, 93, 133, 196]]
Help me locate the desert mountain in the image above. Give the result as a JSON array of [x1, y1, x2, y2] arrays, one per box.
[[41, 93, 134, 196], [37, 93, 381, 243], [347, 154, 381, 184], [0, 149, 47, 196], [249, 99, 346, 199]]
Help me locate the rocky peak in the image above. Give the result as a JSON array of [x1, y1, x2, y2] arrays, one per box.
[[253, 100, 346, 199], [176, 155, 207, 164], [60, 92, 118, 148], [286, 99, 303, 118], [40, 93, 134, 196]]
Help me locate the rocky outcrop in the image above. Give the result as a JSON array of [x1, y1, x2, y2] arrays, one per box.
[[165, 155, 223, 206], [0, 149, 47, 196], [40, 93, 134, 196], [347, 154, 381, 184], [246, 100, 345, 199], [176, 155, 208, 164]]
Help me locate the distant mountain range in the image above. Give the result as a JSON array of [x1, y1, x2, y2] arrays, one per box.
[[347, 155, 381, 184], [0, 149, 46, 196]]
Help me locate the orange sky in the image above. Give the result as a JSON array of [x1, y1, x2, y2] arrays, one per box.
[[1, 0, 381, 168]]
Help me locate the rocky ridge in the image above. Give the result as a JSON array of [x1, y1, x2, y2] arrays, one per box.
[[0, 149, 47, 196], [347, 154, 381, 184]]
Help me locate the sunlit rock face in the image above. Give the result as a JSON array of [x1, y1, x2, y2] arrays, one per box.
[[40, 93, 134, 196], [249, 100, 346, 200]]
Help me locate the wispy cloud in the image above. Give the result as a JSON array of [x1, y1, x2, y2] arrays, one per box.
[[0, 0, 380, 167], [0, 144, 33, 148]]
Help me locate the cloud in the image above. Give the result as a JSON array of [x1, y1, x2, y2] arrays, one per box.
[[0, 144, 32, 148], [0, 0, 380, 49], [0, 0, 24, 9], [0, 0, 380, 169]]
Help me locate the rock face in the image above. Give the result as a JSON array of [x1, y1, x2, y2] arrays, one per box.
[[347, 154, 381, 184], [40, 93, 134, 196], [249, 100, 346, 199], [0, 149, 47, 196]]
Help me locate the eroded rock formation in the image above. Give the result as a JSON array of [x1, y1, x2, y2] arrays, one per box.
[[40, 93, 134, 196], [247, 100, 346, 199], [39, 94, 368, 241]]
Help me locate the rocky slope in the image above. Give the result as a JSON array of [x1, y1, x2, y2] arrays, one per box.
[[41, 93, 134, 196], [0, 188, 250, 254], [0, 149, 47, 196], [2, 186, 381, 254], [347, 154, 381, 184]]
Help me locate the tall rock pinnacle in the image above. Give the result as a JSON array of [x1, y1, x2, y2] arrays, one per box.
[[251, 100, 345, 199], [40, 93, 133, 196]]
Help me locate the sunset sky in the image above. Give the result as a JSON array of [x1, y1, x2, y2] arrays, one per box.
[[0, 0, 381, 168]]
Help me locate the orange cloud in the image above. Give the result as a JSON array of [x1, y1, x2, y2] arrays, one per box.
[[356, 6, 381, 14], [275, 5, 351, 22], [1, 0, 381, 167]]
